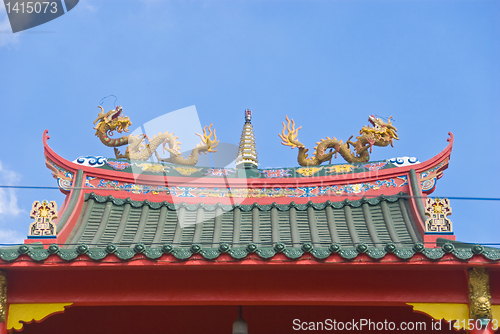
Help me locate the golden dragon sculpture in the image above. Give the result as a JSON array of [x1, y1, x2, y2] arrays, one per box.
[[93, 106, 219, 165], [279, 115, 398, 166]]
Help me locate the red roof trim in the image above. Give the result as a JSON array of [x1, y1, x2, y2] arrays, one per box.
[[43, 130, 454, 190]]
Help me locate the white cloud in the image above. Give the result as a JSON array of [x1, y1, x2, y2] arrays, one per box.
[[0, 161, 23, 217], [0, 188, 22, 217], [0, 229, 24, 245], [0, 3, 19, 48], [71, 0, 97, 14]]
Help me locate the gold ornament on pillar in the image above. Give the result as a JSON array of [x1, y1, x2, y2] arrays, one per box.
[[0, 271, 6, 323], [468, 267, 492, 320]]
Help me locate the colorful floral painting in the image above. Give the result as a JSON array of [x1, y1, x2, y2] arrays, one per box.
[[85, 176, 96, 188], [361, 162, 388, 171], [203, 168, 236, 177], [421, 159, 447, 179], [327, 179, 398, 195], [295, 167, 322, 177], [95, 179, 170, 195], [46, 158, 74, 191], [421, 177, 436, 193], [84, 176, 169, 195], [172, 166, 202, 176], [134, 163, 169, 173], [106, 160, 132, 170], [325, 165, 355, 174], [260, 169, 292, 178], [82, 175, 405, 198]]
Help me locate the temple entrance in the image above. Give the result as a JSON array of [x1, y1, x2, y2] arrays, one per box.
[[19, 305, 465, 333]]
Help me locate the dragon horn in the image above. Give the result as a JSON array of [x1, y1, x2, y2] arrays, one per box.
[[93, 106, 105, 125]]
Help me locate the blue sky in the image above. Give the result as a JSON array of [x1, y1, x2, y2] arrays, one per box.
[[0, 0, 498, 245]]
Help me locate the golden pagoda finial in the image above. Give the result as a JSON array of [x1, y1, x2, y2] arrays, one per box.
[[236, 109, 258, 168]]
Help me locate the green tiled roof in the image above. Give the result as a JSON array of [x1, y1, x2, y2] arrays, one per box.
[[6, 191, 497, 263], [65, 192, 421, 249]]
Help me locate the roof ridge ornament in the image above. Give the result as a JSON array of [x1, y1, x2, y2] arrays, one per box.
[[28, 200, 57, 239], [93, 106, 219, 166], [279, 115, 398, 166], [424, 197, 453, 234], [236, 109, 258, 168]]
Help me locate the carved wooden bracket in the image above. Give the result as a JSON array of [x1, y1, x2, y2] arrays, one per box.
[[0, 271, 5, 323], [7, 303, 72, 331], [468, 267, 492, 320]]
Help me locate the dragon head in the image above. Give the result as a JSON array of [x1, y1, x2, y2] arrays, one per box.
[[113, 106, 123, 119], [362, 115, 399, 145], [93, 106, 132, 135]]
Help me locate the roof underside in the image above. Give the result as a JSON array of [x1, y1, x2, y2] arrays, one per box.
[[65, 193, 421, 248]]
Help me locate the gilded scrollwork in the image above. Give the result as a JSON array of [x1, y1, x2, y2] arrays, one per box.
[[468, 267, 492, 320], [0, 271, 6, 323]]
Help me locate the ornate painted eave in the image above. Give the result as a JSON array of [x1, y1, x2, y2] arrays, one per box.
[[40, 130, 456, 249], [43, 130, 454, 196]]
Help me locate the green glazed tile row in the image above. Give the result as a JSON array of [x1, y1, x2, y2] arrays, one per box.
[[1, 242, 499, 262]]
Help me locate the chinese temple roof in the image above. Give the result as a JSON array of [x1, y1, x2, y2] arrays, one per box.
[[6, 109, 498, 266]]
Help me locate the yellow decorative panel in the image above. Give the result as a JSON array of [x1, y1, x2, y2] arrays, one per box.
[[7, 303, 72, 330], [408, 303, 469, 329], [492, 305, 500, 323]]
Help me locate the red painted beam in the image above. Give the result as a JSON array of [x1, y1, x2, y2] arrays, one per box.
[[7, 267, 469, 305]]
